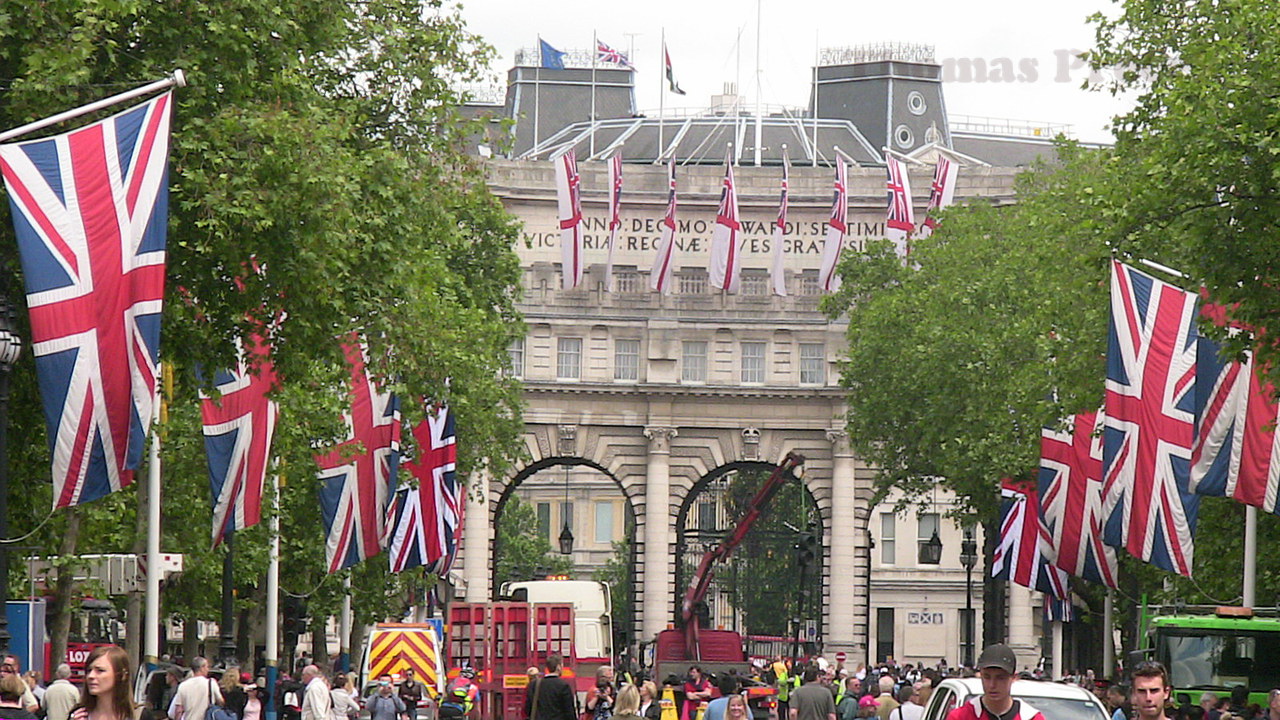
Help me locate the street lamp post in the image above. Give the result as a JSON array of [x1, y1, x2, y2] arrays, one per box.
[[0, 298, 23, 655], [959, 535, 978, 668]]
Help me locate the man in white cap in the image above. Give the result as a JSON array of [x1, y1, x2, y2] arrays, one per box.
[[944, 644, 1044, 720]]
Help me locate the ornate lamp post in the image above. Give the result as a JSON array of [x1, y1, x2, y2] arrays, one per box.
[[0, 298, 24, 654], [960, 534, 979, 667], [918, 529, 943, 565], [558, 464, 574, 555]]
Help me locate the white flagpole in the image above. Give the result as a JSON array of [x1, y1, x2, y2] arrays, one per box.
[[143, 364, 164, 668], [1051, 619, 1064, 680], [264, 474, 281, 720], [0, 70, 185, 143], [340, 574, 352, 670], [812, 33, 819, 167], [534, 37, 542, 156], [1244, 505, 1258, 608], [591, 30, 598, 159], [754, 0, 763, 167], [659, 30, 666, 162]]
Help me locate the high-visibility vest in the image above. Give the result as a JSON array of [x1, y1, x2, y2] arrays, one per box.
[[777, 671, 790, 702]]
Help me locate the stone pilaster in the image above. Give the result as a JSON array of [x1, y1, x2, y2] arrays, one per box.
[[641, 426, 677, 640]]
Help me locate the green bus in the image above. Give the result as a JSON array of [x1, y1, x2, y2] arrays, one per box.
[[1152, 612, 1280, 708]]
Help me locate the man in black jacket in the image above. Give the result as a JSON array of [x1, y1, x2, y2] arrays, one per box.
[[525, 654, 578, 720]]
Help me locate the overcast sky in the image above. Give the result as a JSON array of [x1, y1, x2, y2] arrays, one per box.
[[461, 0, 1131, 144]]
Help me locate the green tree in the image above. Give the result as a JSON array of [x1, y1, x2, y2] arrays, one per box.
[[594, 540, 635, 649], [495, 496, 572, 586], [0, 0, 525, 662]]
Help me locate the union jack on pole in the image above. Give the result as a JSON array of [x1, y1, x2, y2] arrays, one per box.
[[1191, 308, 1280, 514], [709, 148, 741, 293], [1102, 261, 1200, 577], [649, 160, 678, 293], [0, 92, 173, 509], [991, 478, 1070, 600], [817, 156, 847, 293], [202, 332, 279, 545], [390, 405, 461, 574], [885, 155, 915, 257], [770, 150, 790, 297], [316, 340, 402, 573], [555, 150, 584, 290], [603, 153, 623, 292], [919, 155, 958, 238], [1038, 411, 1119, 588], [597, 40, 633, 68]]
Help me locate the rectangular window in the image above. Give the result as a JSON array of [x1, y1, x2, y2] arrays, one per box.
[[678, 271, 707, 295], [698, 501, 717, 532], [880, 512, 896, 565], [799, 343, 825, 385], [615, 271, 640, 294], [614, 339, 640, 381], [556, 337, 582, 380], [682, 341, 708, 382], [559, 502, 574, 535], [918, 513, 940, 560], [536, 502, 551, 542], [876, 607, 895, 663], [741, 342, 766, 384], [740, 274, 769, 296], [798, 273, 820, 296], [507, 337, 525, 379], [594, 502, 614, 544]]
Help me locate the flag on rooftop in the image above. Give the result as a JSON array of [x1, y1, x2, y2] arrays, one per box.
[[597, 40, 633, 68], [649, 160, 678, 293], [770, 150, 790, 297], [0, 92, 173, 510], [709, 148, 742, 293], [1101, 260, 1200, 577], [818, 156, 847, 293], [664, 42, 686, 95], [539, 38, 566, 70]]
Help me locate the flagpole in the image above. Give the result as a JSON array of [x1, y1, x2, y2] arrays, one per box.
[[264, 473, 281, 720], [1051, 619, 1063, 680], [754, 0, 763, 167], [534, 37, 542, 157], [1103, 589, 1115, 678], [1244, 505, 1257, 608], [143, 363, 165, 669], [591, 30, 598, 159], [339, 574, 352, 672], [812, 33, 819, 168], [0, 70, 185, 143], [659, 30, 666, 163]]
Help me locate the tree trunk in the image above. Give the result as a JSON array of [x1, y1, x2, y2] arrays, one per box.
[[126, 478, 149, 666], [347, 622, 368, 680], [47, 508, 83, 668], [183, 617, 201, 662], [310, 622, 329, 670], [981, 515, 1007, 651]]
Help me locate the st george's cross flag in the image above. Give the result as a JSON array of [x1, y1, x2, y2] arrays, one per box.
[[316, 340, 402, 573], [202, 332, 279, 545], [1038, 411, 1119, 588], [885, 154, 916, 257], [817, 156, 848, 293], [919, 154, 958, 238], [991, 478, 1070, 600], [0, 93, 173, 509], [1102, 261, 1201, 577], [709, 149, 742, 293], [649, 160, 678, 293], [770, 151, 790, 297], [390, 405, 461, 574], [1191, 304, 1280, 514], [555, 150, 584, 290], [604, 153, 623, 292], [597, 40, 633, 68]]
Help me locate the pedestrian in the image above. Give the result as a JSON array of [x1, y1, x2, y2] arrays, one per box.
[[1228, 688, 1254, 720], [724, 696, 749, 720], [43, 665, 79, 720], [365, 675, 405, 720], [299, 667, 331, 720], [524, 654, 576, 720], [585, 668, 615, 720], [1129, 663, 1172, 720], [1200, 694, 1221, 720], [397, 670, 422, 720], [328, 676, 359, 720], [681, 667, 711, 720], [1108, 686, 1129, 720], [1263, 690, 1280, 720], [858, 697, 879, 719], [24, 672, 44, 709], [638, 682, 660, 720], [241, 676, 266, 720], [221, 667, 246, 720], [837, 679, 861, 720], [1, 656, 38, 714], [944, 644, 1045, 720], [612, 686, 644, 720], [790, 666, 836, 720], [170, 658, 222, 720], [703, 676, 738, 720], [873, 677, 898, 720], [888, 685, 923, 720], [72, 645, 151, 720]]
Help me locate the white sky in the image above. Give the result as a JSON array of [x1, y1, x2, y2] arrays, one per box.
[[461, 0, 1131, 144]]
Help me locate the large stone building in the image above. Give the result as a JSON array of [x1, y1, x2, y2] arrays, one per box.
[[453, 42, 1077, 671]]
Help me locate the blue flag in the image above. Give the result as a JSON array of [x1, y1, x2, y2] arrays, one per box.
[[539, 38, 566, 69]]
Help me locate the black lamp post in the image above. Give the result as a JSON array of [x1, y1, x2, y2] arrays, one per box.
[[960, 535, 978, 668], [0, 298, 23, 655], [918, 529, 943, 565], [558, 464, 574, 555]]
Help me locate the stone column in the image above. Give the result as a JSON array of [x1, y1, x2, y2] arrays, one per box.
[[462, 468, 491, 602], [1007, 583, 1037, 671], [641, 426, 677, 640], [826, 429, 858, 654]]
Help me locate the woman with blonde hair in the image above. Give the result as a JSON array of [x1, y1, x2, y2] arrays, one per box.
[[638, 682, 661, 720], [220, 668, 246, 720], [613, 685, 642, 720]]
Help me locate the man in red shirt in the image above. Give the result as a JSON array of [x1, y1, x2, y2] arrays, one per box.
[[944, 645, 1043, 720]]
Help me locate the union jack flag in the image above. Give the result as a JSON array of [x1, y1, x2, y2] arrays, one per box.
[[604, 153, 623, 292], [202, 332, 279, 545], [1102, 261, 1200, 577], [818, 157, 847, 293], [316, 340, 401, 573], [390, 405, 461, 574], [1043, 595, 1075, 623], [709, 149, 741, 293], [1038, 411, 1119, 588], [1191, 313, 1280, 513], [555, 150, 583, 290], [597, 40, 633, 68], [649, 160, 678, 293], [991, 479, 1070, 599], [886, 155, 915, 257], [919, 155, 958, 238], [0, 93, 173, 509], [770, 151, 790, 297]]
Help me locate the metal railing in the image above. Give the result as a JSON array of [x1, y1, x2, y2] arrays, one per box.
[[514, 46, 636, 70], [949, 113, 1074, 139], [820, 42, 937, 66]]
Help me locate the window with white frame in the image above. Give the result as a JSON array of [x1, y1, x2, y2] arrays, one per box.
[[799, 343, 825, 385], [682, 341, 708, 382], [741, 342, 766, 383], [614, 339, 640, 381], [917, 513, 940, 561], [507, 337, 525, 379], [556, 337, 582, 380], [594, 501, 614, 544], [881, 512, 896, 565]]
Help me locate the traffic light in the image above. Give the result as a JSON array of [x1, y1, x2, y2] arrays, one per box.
[[795, 531, 817, 566], [283, 596, 303, 644]]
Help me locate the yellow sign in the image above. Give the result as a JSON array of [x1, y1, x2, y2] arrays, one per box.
[[503, 675, 530, 689]]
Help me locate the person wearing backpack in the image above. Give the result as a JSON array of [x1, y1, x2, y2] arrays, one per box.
[[170, 659, 223, 720]]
